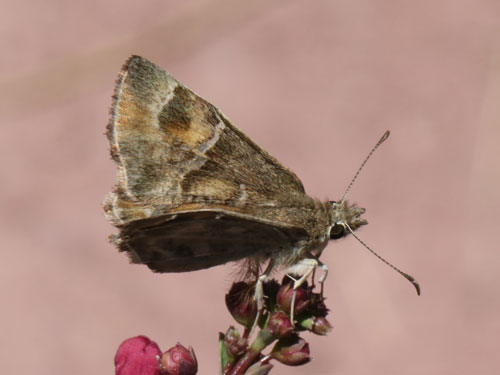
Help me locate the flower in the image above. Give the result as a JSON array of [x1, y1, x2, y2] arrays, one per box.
[[300, 316, 333, 336], [114, 336, 162, 375], [225, 282, 258, 328], [267, 311, 294, 338], [276, 280, 310, 316], [160, 344, 198, 375], [270, 336, 310, 366]]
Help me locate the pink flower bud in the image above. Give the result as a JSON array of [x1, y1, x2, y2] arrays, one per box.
[[267, 311, 293, 338], [276, 281, 310, 316], [114, 336, 162, 375], [225, 282, 258, 328], [160, 344, 197, 375], [271, 336, 310, 366]]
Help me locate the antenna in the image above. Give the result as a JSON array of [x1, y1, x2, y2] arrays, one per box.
[[346, 224, 421, 295], [341, 130, 390, 203]]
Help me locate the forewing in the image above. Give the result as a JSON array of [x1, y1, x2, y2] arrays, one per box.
[[115, 211, 309, 272], [105, 55, 308, 227]]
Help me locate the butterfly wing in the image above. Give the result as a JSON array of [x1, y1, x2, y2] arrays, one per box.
[[104, 56, 329, 271], [115, 211, 309, 272]]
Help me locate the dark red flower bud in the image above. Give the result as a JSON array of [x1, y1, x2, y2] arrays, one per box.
[[300, 316, 333, 336], [271, 336, 310, 366], [276, 281, 310, 315], [267, 311, 294, 338], [114, 335, 162, 375], [225, 282, 258, 328], [160, 344, 197, 375]]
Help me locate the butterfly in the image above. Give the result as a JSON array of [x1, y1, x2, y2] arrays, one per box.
[[104, 56, 419, 321]]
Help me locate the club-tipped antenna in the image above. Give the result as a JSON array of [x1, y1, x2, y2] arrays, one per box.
[[346, 224, 421, 295], [341, 130, 390, 204]]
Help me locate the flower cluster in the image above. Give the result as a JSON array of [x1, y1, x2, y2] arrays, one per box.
[[220, 277, 333, 375], [113, 277, 332, 375]]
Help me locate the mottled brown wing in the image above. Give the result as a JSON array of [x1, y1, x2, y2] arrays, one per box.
[[116, 211, 309, 272], [104, 56, 328, 272], [104, 55, 311, 229]]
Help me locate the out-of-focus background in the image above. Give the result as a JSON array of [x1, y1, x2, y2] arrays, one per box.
[[2, 1, 499, 374]]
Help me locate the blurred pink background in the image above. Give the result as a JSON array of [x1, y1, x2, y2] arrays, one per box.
[[2, 1, 500, 374]]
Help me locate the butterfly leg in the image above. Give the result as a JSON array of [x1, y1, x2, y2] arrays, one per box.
[[317, 259, 328, 298], [285, 257, 328, 324], [249, 261, 274, 337]]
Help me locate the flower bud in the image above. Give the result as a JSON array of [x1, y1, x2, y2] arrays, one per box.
[[300, 316, 333, 336], [271, 336, 310, 366], [276, 281, 310, 316], [160, 344, 197, 375], [312, 316, 333, 335], [114, 335, 162, 375], [225, 282, 258, 328], [267, 311, 293, 338]]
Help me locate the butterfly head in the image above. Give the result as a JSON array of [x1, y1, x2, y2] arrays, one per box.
[[328, 200, 367, 240], [325, 131, 390, 241]]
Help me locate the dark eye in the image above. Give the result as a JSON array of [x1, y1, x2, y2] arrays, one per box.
[[330, 224, 345, 239]]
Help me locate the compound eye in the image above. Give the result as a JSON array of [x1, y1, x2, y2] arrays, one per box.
[[330, 223, 345, 239]]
